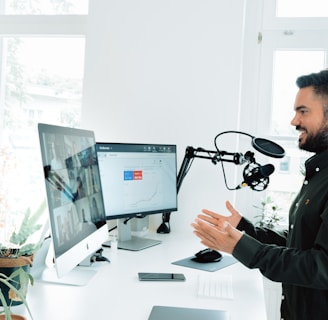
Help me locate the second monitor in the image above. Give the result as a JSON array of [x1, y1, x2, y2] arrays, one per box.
[[96, 142, 178, 250]]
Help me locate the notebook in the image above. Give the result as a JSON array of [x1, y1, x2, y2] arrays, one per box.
[[147, 305, 229, 320]]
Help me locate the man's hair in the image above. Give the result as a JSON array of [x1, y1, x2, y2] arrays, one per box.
[[296, 69, 328, 91], [296, 70, 328, 117]]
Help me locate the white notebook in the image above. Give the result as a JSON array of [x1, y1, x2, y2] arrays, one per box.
[[197, 274, 234, 299]]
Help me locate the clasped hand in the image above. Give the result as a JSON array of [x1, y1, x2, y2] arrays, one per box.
[[191, 200, 244, 254]]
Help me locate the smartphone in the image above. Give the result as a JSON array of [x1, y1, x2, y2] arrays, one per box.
[[138, 272, 186, 281]]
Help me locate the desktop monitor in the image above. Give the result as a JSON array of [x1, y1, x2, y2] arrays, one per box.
[[38, 123, 108, 285], [96, 142, 178, 250]]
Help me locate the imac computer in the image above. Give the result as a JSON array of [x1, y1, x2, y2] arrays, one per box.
[[96, 142, 178, 251], [37, 123, 108, 286]]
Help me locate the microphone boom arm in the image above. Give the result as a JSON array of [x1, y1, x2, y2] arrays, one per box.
[[177, 146, 251, 192], [157, 131, 284, 233], [157, 146, 255, 233]]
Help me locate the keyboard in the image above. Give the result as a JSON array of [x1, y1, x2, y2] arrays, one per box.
[[197, 274, 234, 299]]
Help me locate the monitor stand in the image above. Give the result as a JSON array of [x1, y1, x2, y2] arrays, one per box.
[[116, 218, 161, 251], [31, 237, 98, 286], [35, 266, 97, 286]]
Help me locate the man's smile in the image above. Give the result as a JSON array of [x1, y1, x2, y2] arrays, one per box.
[[296, 126, 307, 141]]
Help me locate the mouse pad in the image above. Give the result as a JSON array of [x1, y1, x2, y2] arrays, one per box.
[[172, 255, 237, 272]]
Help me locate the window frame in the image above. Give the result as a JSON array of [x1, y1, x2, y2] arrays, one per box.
[[0, 15, 87, 35], [262, 0, 328, 30], [237, 0, 328, 223], [257, 0, 328, 138], [0, 14, 87, 142], [0, 12, 88, 219]]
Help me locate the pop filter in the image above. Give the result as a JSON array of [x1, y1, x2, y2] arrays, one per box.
[[214, 131, 285, 159], [251, 137, 285, 159]]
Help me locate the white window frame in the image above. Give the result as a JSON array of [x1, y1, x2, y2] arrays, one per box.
[[257, 31, 328, 138], [0, 14, 87, 142], [262, 0, 328, 30], [0, 15, 87, 35], [0, 13, 88, 219], [258, 0, 328, 138], [237, 0, 328, 223]]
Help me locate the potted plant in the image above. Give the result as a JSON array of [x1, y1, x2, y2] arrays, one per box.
[[0, 268, 33, 320], [0, 145, 48, 319], [0, 200, 47, 320], [254, 196, 283, 229]]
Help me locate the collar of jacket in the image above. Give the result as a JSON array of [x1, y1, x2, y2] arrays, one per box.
[[304, 149, 328, 180]]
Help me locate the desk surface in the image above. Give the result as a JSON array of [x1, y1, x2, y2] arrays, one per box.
[[14, 231, 267, 320]]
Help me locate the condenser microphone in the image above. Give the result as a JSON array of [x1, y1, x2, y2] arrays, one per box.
[[237, 163, 275, 191]]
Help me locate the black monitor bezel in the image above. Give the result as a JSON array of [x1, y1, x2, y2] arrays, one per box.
[[96, 142, 178, 220]]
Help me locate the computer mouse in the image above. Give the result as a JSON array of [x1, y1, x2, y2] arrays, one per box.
[[192, 248, 223, 263]]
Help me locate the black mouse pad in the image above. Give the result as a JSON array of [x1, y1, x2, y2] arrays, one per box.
[[172, 255, 237, 272]]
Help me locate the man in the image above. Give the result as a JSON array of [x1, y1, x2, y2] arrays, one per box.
[[192, 70, 328, 320]]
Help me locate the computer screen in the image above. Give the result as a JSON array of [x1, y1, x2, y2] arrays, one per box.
[[96, 142, 177, 250], [38, 123, 108, 285]]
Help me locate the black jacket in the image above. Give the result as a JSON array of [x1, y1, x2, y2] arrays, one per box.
[[233, 149, 328, 320]]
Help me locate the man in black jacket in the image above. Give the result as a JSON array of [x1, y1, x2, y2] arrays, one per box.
[[192, 69, 328, 320]]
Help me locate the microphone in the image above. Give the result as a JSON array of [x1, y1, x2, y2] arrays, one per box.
[[237, 163, 274, 191]]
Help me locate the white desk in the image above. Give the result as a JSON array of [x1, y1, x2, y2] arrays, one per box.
[[15, 231, 267, 320]]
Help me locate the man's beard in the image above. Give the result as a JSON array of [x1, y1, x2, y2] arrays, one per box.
[[298, 124, 328, 153]]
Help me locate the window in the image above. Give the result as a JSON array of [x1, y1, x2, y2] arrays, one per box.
[[276, 0, 328, 18], [256, 0, 328, 219], [2, 0, 88, 15], [0, 1, 87, 238], [271, 51, 325, 137]]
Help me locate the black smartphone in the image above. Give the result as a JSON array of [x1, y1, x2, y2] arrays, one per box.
[[138, 272, 186, 281]]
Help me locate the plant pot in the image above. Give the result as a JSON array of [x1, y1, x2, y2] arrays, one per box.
[[0, 255, 33, 307], [0, 314, 27, 320]]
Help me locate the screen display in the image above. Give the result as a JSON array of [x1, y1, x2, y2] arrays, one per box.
[[38, 124, 107, 258], [96, 142, 178, 220]]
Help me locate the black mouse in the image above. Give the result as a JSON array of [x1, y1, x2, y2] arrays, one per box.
[[192, 248, 223, 263]]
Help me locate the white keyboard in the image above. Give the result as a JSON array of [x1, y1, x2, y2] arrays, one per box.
[[197, 274, 234, 299]]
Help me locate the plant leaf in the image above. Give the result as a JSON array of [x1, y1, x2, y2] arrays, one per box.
[[9, 200, 46, 247], [0, 268, 34, 320]]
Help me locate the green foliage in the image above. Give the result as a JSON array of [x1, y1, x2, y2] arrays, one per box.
[[0, 201, 46, 318], [0, 267, 33, 320], [9, 201, 46, 251], [254, 196, 283, 229], [0, 200, 47, 257]]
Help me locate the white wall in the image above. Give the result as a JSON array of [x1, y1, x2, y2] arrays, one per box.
[[82, 0, 257, 233]]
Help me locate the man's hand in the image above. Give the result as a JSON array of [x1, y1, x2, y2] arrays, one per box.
[[191, 201, 244, 254], [197, 200, 242, 229]]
